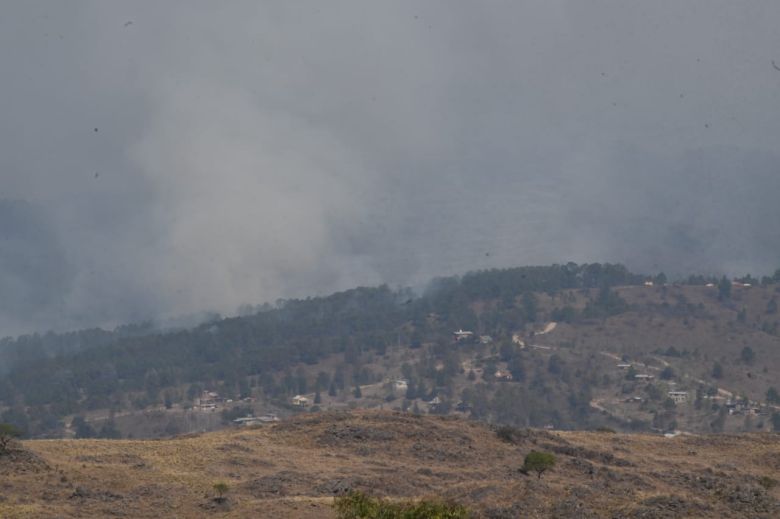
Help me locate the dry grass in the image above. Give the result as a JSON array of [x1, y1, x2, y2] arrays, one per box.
[[2, 411, 779, 518]]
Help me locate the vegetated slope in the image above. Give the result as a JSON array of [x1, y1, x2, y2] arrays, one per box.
[[2, 411, 779, 518], [2, 263, 780, 439]]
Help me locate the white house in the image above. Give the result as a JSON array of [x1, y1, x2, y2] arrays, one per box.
[[393, 379, 409, 391], [232, 413, 279, 426], [494, 369, 513, 381], [667, 391, 688, 404], [292, 395, 310, 407], [453, 329, 474, 342]]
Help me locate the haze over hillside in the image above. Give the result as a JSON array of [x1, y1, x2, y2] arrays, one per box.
[[2, 262, 780, 443], [2, 2, 780, 335]]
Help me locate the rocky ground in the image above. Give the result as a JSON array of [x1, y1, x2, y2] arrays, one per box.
[[1, 411, 779, 518]]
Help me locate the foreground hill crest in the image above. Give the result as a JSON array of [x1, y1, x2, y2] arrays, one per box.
[[2, 411, 779, 518]]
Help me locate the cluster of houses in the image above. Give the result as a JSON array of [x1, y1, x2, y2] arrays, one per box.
[[196, 390, 253, 411], [452, 329, 493, 345], [616, 364, 690, 404], [725, 399, 762, 416], [197, 391, 223, 411]]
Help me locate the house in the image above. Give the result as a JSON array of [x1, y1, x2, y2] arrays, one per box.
[[705, 283, 715, 287], [494, 369, 513, 381], [644, 280, 654, 287], [617, 363, 632, 369], [453, 329, 474, 342], [634, 374, 655, 381], [393, 379, 409, 391], [292, 395, 310, 407], [667, 391, 689, 404], [428, 396, 442, 406], [232, 413, 279, 427], [479, 335, 493, 345], [197, 390, 222, 410], [511, 334, 526, 347], [455, 401, 472, 412]]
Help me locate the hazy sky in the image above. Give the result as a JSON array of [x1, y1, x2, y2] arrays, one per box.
[[2, 1, 780, 335]]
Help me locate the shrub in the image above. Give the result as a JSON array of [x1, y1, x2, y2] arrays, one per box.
[[0, 423, 21, 453], [495, 425, 518, 443], [758, 476, 777, 490], [213, 482, 229, 502], [333, 491, 470, 519], [523, 451, 556, 479]]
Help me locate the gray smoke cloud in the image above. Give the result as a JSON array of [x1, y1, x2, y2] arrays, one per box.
[[1, 1, 780, 335]]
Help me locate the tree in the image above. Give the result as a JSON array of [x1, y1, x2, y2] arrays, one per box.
[[740, 347, 755, 364], [767, 298, 778, 315], [712, 362, 723, 380], [660, 366, 674, 380], [405, 380, 417, 400], [328, 381, 338, 397], [718, 276, 731, 301], [314, 390, 322, 404], [0, 423, 21, 453], [72, 416, 96, 439], [213, 482, 229, 503], [772, 412, 780, 432], [766, 387, 780, 404], [523, 451, 556, 479], [353, 385, 362, 399]]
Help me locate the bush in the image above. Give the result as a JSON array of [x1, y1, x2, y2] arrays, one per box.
[[212, 481, 229, 503], [0, 423, 21, 453], [333, 491, 470, 519], [496, 425, 515, 443], [523, 451, 556, 479]]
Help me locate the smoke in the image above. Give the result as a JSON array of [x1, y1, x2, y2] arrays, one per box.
[[1, 1, 779, 335]]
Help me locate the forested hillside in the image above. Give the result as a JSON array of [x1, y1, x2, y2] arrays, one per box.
[[2, 263, 780, 439]]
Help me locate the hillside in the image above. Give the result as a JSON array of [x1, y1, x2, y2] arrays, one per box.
[[2, 411, 779, 518], [2, 264, 780, 439]]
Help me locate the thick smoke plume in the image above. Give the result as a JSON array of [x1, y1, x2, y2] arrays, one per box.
[[1, 1, 779, 335]]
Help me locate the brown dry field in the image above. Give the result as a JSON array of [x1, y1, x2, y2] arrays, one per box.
[[2, 410, 779, 518]]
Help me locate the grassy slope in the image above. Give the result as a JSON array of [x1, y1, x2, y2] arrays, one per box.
[[2, 411, 779, 518]]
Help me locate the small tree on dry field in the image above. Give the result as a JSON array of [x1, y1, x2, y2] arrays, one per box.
[[523, 450, 556, 479]]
